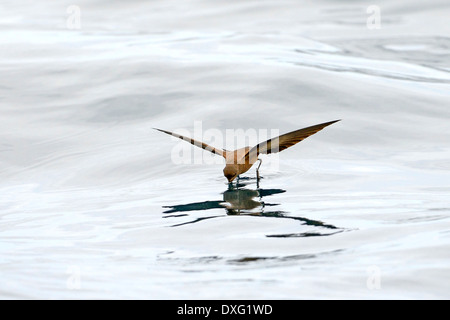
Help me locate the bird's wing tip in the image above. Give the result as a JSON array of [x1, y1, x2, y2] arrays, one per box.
[[325, 119, 341, 126]]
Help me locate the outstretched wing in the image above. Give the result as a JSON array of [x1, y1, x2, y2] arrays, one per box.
[[243, 120, 340, 164], [154, 128, 227, 158]]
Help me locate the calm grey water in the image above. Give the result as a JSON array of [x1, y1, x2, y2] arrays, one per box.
[[1, 0, 450, 299]]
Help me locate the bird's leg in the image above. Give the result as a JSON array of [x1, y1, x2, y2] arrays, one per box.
[[256, 159, 262, 188], [236, 175, 240, 185], [256, 159, 262, 179]]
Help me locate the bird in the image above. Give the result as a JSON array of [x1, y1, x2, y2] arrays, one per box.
[[154, 120, 340, 184]]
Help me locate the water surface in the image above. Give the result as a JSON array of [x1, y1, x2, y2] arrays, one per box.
[[0, 0, 450, 299]]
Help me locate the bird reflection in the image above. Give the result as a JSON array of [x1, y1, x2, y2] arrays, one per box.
[[163, 180, 285, 216], [162, 180, 340, 234], [222, 187, 286, 215]]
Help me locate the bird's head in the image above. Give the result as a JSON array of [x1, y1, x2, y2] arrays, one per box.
[[223, 166, 238, 183]]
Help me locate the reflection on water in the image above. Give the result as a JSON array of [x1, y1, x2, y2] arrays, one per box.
[[2, 0, 449, 300], [163, 179, 341, 236], [163, 180, 286, 216]]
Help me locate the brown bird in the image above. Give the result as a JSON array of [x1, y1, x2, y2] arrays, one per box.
[[155, 120, 340, 183]]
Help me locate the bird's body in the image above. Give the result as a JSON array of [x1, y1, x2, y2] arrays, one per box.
[[223, 147, 254, 181], [155, 120, 340, 183]]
